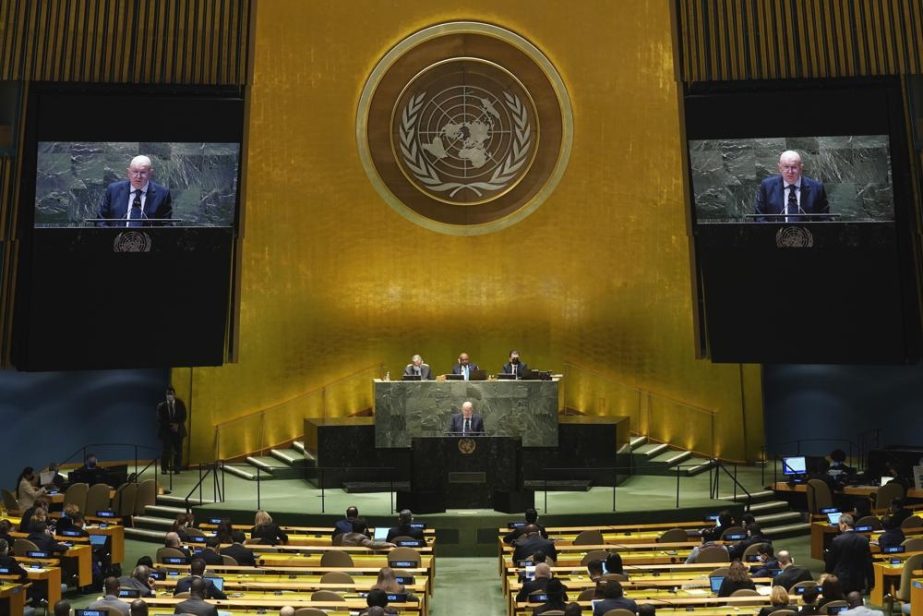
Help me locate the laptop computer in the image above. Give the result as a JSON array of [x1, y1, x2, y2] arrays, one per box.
[[444, 373, 464, 380], [89, 534, 108, 547], [496, 373, 516, 380], [709, 576, 724, 594], [205, 576, 224, 592], [826, 511, 843, 526], [373, 527, 389, 541], [402, 374, 422, 381], [39, 470, 56, 485]]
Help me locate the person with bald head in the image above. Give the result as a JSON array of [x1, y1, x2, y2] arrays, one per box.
[[754, 149, 829, 221], [98, 154, 173, 226], [448, 401, 485, 435], [516, 562, 569, 603], [450, 353, 480, 380]]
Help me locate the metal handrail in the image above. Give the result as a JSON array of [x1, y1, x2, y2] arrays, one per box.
[[709, 459, 752, 510], [184, 462, 224, 511]]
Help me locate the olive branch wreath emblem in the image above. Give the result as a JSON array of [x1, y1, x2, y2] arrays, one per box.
[[398, 91, 532, 199]]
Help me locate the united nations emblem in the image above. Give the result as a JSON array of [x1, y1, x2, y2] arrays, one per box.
[[358, 22, 572, 235], [457, 438, 477, 455], [113, 231, 152, 253], [775, 226, 814, 248]]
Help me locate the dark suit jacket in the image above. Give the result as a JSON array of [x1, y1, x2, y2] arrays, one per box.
[[173, 596, 218, 616], [502, 362, 530, 378], [516, 576, 570, 603], [174, 575, 227, 600], [877, 528, 905, 550], [754, 175, 829, 218], [448, 413, 485, 435], [825, 531, 872, 593], [403, 363, 433, 379], [386, 524, 425, 543], [250, 522, 288, 545], [26, 531, 68, 554], [773, 564, 814, 590], [513, 535, 558, 564], [450, 363, 480, 378], [98, 179, 173, 226], [220, 543, 256, 567], [504, 523, 548, 544], [592, 596, 638, 616], [157, 398, 188, 439], [0, 555, 28, 581]]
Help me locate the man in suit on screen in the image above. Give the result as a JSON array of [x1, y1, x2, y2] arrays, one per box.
[[448, 401, 485, 435], [754, 150, 829, 221], [97, 154, 173, 226]]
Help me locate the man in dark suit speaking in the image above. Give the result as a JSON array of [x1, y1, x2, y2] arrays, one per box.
[[97, 154, 173, 226], [448, 401, 485, 435], [754, 150, 829, 221]]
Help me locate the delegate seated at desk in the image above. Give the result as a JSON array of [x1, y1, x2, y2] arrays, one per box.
[[753, 150, 829, 220], [501, 350, 529, 379], [403, 354, 432, 380], [450, 353, 480, 380], [448, 401, 485, 435]]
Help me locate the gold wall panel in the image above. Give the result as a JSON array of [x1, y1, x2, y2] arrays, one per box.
[[183, 0, 764, 463]]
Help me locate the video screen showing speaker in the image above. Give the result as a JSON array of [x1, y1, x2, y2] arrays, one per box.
[[34, 141, 240, 228], [684, 78, 919, 364], [12, 85, 245, 370]]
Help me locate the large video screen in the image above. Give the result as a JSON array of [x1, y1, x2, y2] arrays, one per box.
[[35, 141, 239, 227], [683, 78, 919, 364], [689, 135, 894, 223]]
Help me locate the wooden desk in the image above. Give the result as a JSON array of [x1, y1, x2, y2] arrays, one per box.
[[0, 581, 27, 616], [871, 561, 903, 606], [512, 595, 780, 616], [20, 544, 92, 588], [910, 575, 922, 616], [773, 482, 923, 499], [119, 595, 422, 614]]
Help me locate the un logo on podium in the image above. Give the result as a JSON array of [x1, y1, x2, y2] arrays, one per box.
[[358, 22, 573, 235], [457, 438, 477, 455]]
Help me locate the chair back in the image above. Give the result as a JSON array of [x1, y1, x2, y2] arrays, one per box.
[[720, 526, 745, 540], [896, 552, 923, 602], [788, 580, 818, 595], [184, 527, 206, 538], [134, 479, 156, 516], [730, 588, 763, 605], [221, 554, 238, 566], [293, 610, 328, 616], [311, 589, 345, 601], [12, 538, 39, 556], [767, 610, 798, 616], [820, 600, 848, 614], [580, 549, 609, 566], [63, 482, 89, 514], [901, 537, 923, 552], [658, 528, 688, 543], [697, 545, 730, 563], [742, 542, 769, 561], [573, 529, 604, 545], [602, 609, 637, 616], [874, 481, 906, 510], [539, 612, 565, 616], [0, 489, 21, 515], [114, 483, 138, 517], [901, 515, 923, 530], [709, 567, 731, 579], [388, 546, 421, 567], [855, 515, 882, 531], [577, 588, 597, 601], [84, 483, 112, 516], [320, 571, 355, 584], [320, 550, 354, 567], [155, 547, 188, 563], [390, 535, 418, 544], [806, 479, 833, 513]]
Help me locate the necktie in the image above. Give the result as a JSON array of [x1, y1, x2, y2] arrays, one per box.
[[787, 185, 798, 218], [169, 401, 175, 420], [464, 418, 470, 434], [129, 190, 143, 227], [462, 365, 468, 381]]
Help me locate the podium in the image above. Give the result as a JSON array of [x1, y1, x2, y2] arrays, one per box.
[[399, 436, 532, 513]]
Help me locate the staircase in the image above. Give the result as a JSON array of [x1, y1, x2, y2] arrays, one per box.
[[125, 441, 314, 543], [629, 435, 716, 476], [718, 489, 810, 539], [222, 440, 314, 481]]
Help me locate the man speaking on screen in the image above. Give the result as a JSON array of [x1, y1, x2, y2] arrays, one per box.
[[97, 154, 173, 226], [754, 150, 829, 222]]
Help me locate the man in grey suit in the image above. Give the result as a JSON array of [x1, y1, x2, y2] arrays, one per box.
[[403, 354, 432, 379], [88, 577, 130, 616], [448, 401, 485, 435]]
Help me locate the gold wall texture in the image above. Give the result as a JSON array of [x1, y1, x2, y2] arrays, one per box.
[[183, 0, 765, 463]]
